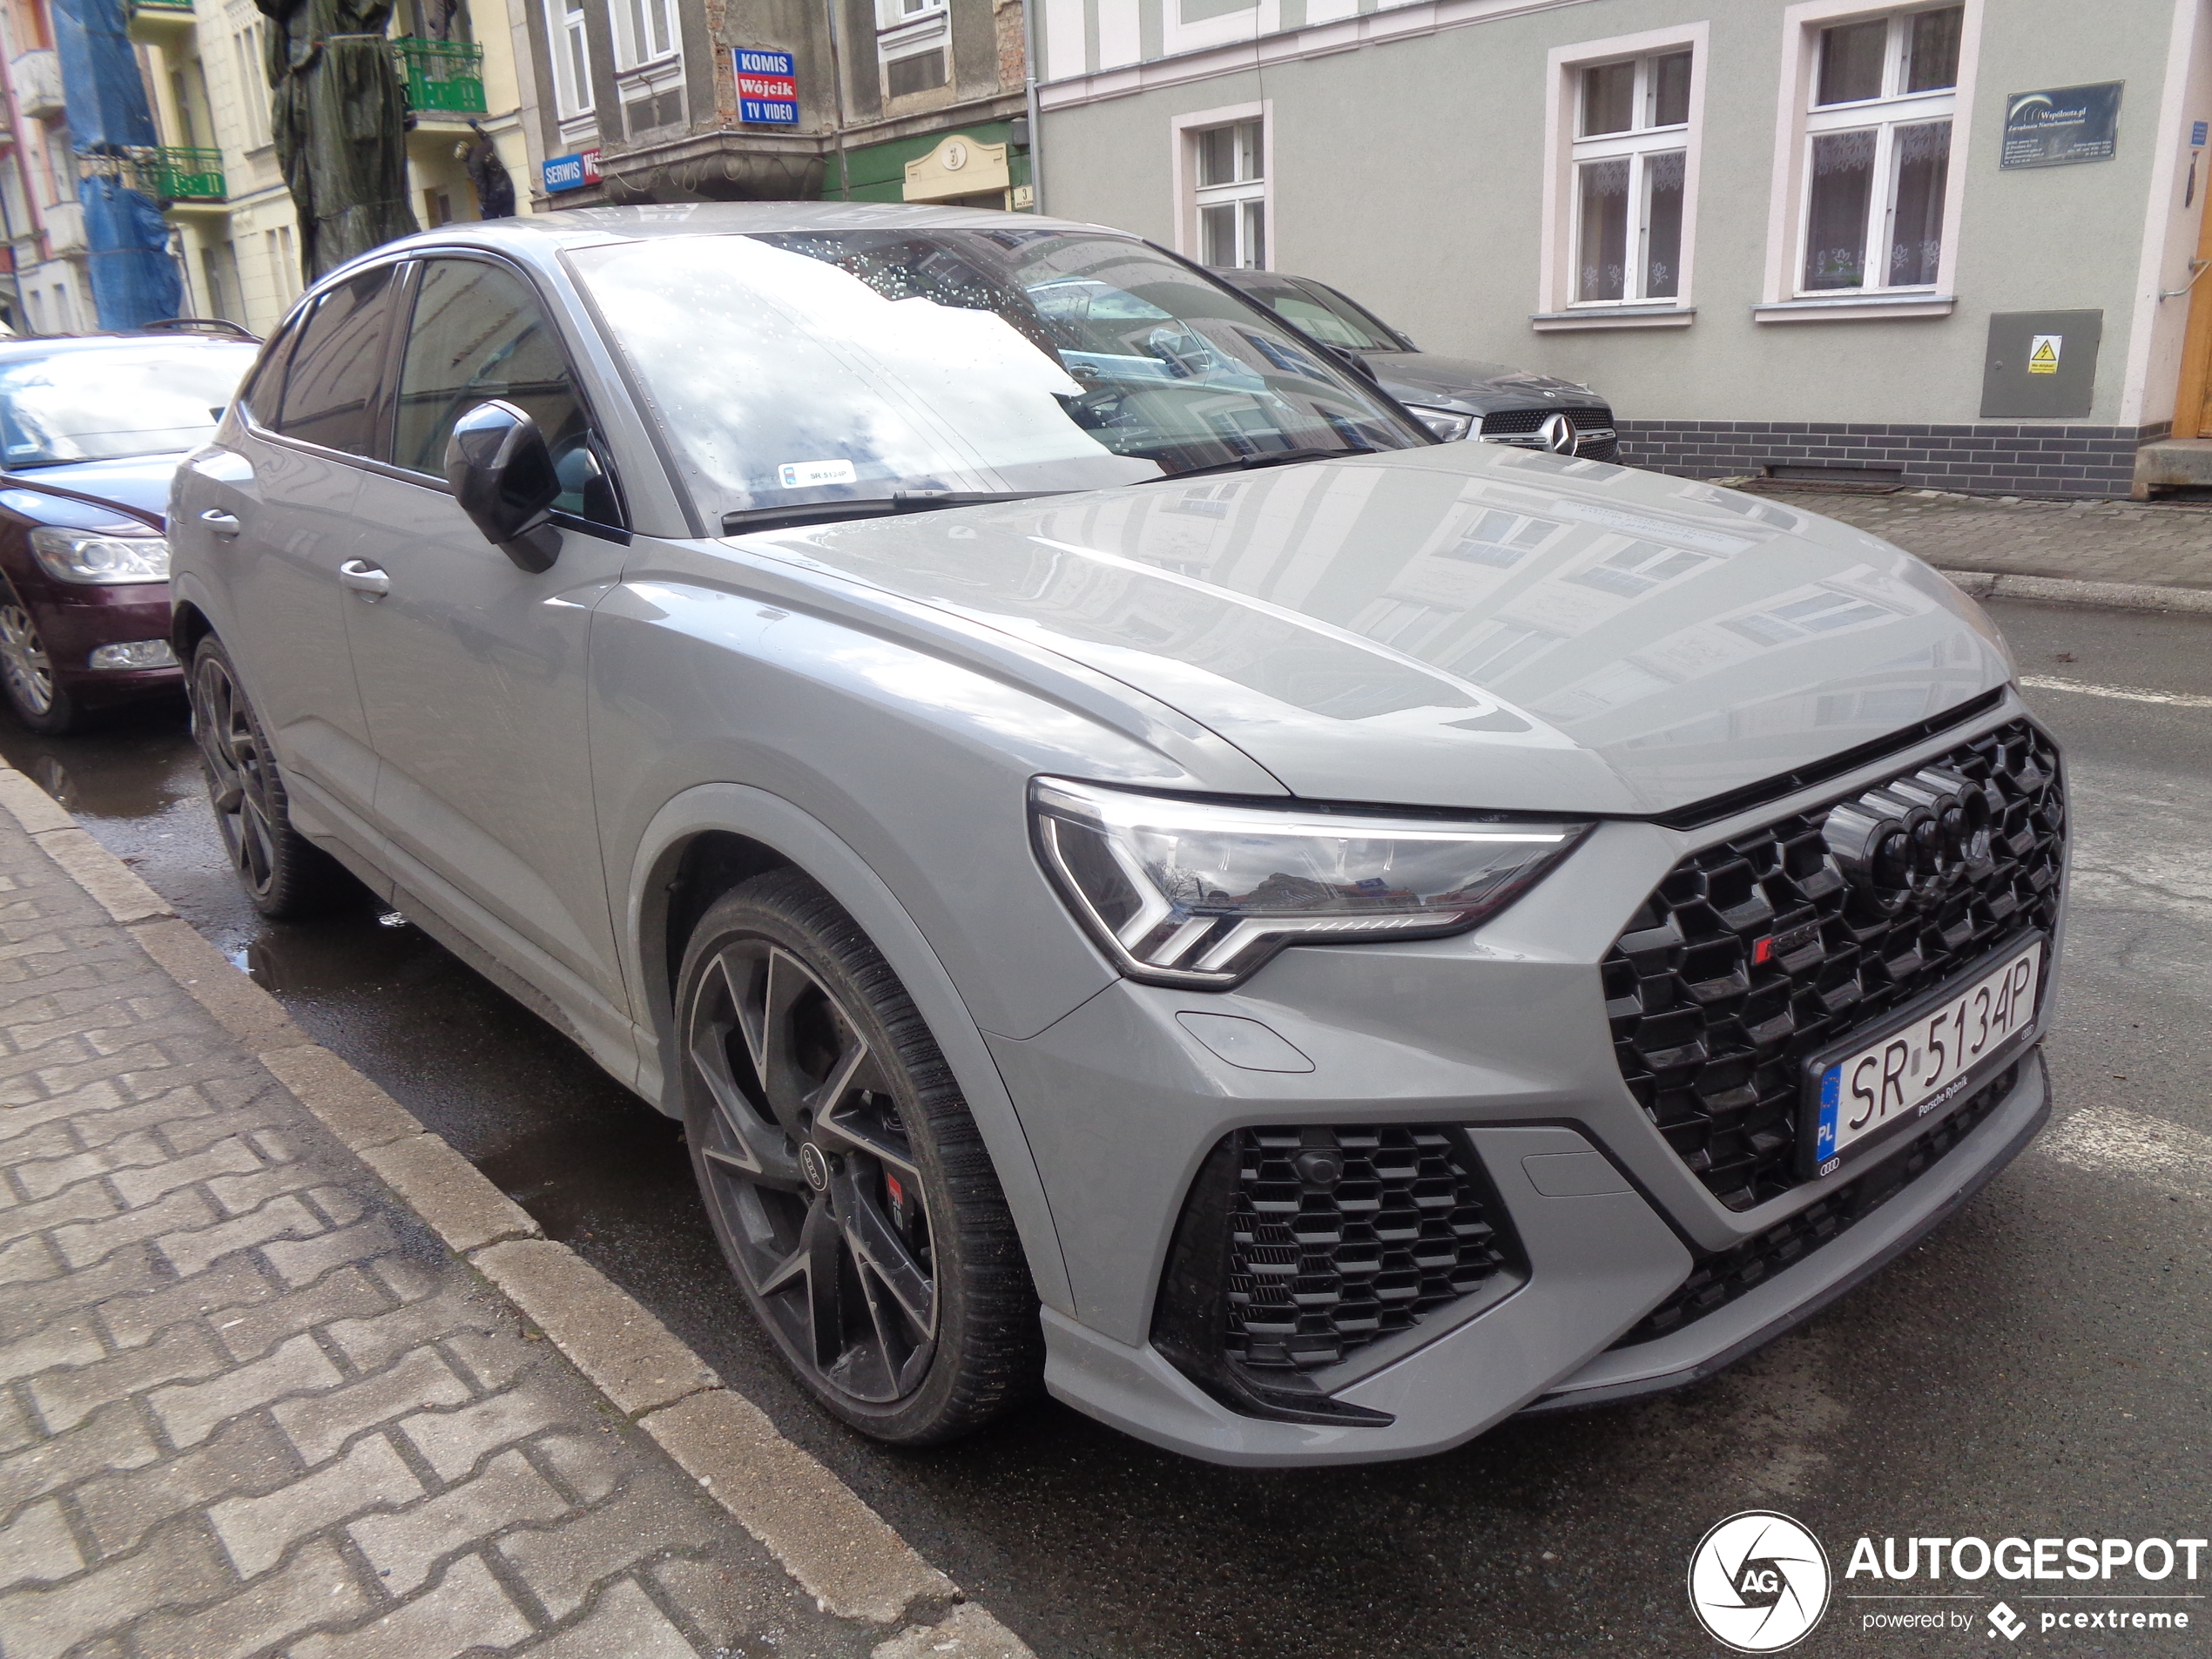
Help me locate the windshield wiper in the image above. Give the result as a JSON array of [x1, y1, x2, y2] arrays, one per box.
[[722, 489, 1073, 536], [1155, 444, 1379, 481]]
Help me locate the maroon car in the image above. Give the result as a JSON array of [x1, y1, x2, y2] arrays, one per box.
[[0, 332, 258, 732]]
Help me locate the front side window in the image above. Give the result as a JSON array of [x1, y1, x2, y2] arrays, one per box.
[[1571, 49, 1691, 305], [1193, 120, 1264, 270], [569, 227, 1428, 528], [1254, 281, 1399, 353], [1800, 6, 1961, 293], [272, 264, 397, 457], [394, 259, 617, 524]]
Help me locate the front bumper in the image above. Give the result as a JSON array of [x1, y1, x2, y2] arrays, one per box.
[[25, 582, 181, 704], [989, 698, 2061, 1466], [1028, 1050, 2045, 1466]]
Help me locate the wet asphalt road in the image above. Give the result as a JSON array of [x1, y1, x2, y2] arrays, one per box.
[[6, 597, 2207, 1658]]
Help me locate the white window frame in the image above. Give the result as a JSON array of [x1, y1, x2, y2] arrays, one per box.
[[613, 0, 677, 71], [1170, 102, 1271, 270], [1537, 24, 1705, 332], [877, 0, 949, 86], [546, 0, 595, 118], [1759, 0, 1981, 320]]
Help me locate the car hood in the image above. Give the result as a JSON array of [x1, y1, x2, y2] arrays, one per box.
[[0, 452, 183, 525], [735, 444, 2010, 816], [1359, 351, 1602, 416]]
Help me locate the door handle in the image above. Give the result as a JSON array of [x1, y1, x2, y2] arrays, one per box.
[[199, 509, 240, 537], [339, 559, 390, 600]]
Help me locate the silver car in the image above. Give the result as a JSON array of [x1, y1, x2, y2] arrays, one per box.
[[169, 205, 2064, 1467]]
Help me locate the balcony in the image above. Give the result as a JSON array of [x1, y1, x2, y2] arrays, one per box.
[[126, 0, 195, 42], [11, 49, 63, 119], [391, 37, 484, 117], [132, 145, 224, 203]]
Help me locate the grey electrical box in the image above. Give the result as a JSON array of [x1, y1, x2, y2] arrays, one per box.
[[1980, 309, 2101, 419]]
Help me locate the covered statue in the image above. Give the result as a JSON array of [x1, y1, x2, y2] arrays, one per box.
[[259, 0, 420, 282]]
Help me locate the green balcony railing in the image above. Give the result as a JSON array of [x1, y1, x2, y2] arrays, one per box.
[[392, 37, 486, 115], [132, 146, 225, 202], [132, 0, 196, 13]]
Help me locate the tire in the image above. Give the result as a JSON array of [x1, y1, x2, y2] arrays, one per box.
[[0, 584, 80, 734], [677, 868, 1042, 1444], [189, 637, 352, 920]]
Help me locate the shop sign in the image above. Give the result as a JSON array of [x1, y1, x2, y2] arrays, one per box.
[[735, 49, 799, 125], [2000, 83, 2123, 169], [542, 149, 601, 192]]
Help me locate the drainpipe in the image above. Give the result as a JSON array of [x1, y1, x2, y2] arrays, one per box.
[[1021, 0, 1040, 212], [823, 0, 850, 199]]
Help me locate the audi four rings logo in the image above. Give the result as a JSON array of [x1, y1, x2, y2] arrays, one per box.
[[1537, 412, 1579, 455], [1821, 765, 1999, 914], [1689, 1511, 1833, 1651]]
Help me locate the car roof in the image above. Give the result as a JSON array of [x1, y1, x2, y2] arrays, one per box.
[[0, 333, 256, 362], [326, 201, 1134, 276]]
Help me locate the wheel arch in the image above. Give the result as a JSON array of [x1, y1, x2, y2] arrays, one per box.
[[171, 597, 214, 664], [626, 783, 1076, 1317]]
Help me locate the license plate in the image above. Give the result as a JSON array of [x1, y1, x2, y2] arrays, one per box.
[[1804, 936, 2045, 1178]]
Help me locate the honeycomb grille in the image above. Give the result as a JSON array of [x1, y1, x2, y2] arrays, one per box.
[[1602, 718, 2064, 1211], [1612, 1061, 2020, 1347], [1226, 1127, 1513, 1372], [1478, 404, 1614, 436]]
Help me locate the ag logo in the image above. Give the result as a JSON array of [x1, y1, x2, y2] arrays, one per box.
[[1688, 1511, 1831, 1652]]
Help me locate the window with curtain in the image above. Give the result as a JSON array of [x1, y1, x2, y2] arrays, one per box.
[[1799, 6, 1961, 293], [1569, 49, 1692, 306]]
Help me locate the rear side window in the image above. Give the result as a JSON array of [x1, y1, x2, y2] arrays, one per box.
[[393, 258, 618, 524], [233, 320, 300, 428], [273, 264, 398, 457]]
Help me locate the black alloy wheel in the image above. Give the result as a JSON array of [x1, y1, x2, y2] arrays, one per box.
[[189, 637, 348, 920], [678, 870, 1042, 1443], [0, 584, 78, 733]]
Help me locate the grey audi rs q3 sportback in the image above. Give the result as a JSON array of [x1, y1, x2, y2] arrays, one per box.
[[169, 205, 2065, 1467]]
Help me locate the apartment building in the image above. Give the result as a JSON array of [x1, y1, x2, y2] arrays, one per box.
[[1035, 0, 2212, 497], [131, 0, 539, 334], [520, 0, 1032, 215], [0, 0, 536, 336], [0, 0, 91, 333]]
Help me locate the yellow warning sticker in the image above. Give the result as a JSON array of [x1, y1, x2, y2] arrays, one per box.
[[2028, 334, 2062, 374]]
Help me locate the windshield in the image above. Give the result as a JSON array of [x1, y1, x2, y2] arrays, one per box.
[[0, 342, 256, 468], [567, 228, 1427, 527], [1246, 281, 1400, 354]]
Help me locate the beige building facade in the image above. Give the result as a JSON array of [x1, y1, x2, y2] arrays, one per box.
[[0, 0, 539, 338]]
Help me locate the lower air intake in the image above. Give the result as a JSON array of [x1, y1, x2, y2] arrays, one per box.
[[1152, 1125, 1521, 1424]]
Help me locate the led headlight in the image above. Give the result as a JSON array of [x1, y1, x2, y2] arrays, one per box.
[[1030, 778, 1592, 988], [29, 527, 171, 584], [1407, 406, 1475, 442]]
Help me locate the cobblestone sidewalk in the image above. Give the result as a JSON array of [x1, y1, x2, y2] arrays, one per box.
[[1758, 486, 2212, 591], [0, 787, 1014, 1657]]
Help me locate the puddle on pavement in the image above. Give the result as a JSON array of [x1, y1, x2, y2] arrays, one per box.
[[0, 699, 712, 1274]]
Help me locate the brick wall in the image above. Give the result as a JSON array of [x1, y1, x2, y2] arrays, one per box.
[[1617, 421, 2170, 498]]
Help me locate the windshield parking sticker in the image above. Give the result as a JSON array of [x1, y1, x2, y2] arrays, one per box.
[[778, 459, 858, 489]]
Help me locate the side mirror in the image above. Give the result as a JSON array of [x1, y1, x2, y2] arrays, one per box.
[[1317, 341, 1379, 383], [445, 399, 562, 573]]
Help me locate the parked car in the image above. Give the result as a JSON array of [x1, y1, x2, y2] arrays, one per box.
[[0, 332, 259, 731], [172, 205, 2061, 1466], [1214, 266, 1620, 457]]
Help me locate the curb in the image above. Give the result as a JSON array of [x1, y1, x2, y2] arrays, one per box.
[[0, 761, 1035, 1658], [1938, 569, 2212, 614]]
